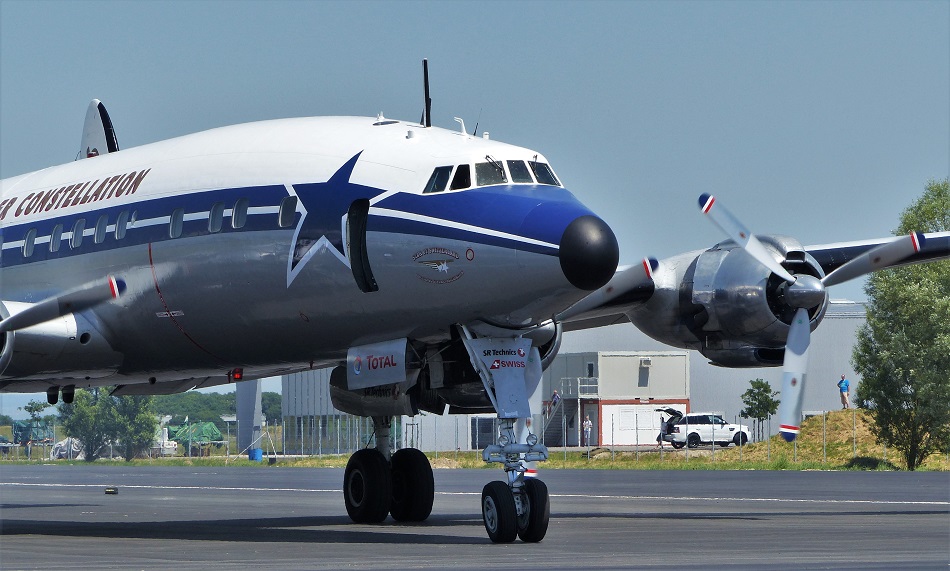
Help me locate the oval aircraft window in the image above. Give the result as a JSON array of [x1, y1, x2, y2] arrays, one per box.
[[169, 208, 184, 239], [115, 210, 130, 240], [49, 224, 63, 253], [232, 198, 249, 229], [209, 202, 225, 233], [95, 214, 109, 244], [22, 228, 37, 258], [70, 218, 86, 249], [278, 196, 298, 228]]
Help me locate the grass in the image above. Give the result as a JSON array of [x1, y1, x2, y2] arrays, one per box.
[[3, 410, 947, 471]]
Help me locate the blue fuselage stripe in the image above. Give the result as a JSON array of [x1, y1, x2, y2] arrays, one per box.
[[1, 183, 587, 267]]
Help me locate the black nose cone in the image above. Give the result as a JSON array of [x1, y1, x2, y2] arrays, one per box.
[[559, 215, 619, 290]]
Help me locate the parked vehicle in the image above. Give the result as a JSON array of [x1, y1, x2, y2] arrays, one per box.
[[656, 408, 750, 448]]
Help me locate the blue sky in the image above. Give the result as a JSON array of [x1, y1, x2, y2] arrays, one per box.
[[1, 1, 947, 417]]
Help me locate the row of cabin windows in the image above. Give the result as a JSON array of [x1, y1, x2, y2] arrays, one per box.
[[423, 159, 561, 194], [18, 196, 298, 258]]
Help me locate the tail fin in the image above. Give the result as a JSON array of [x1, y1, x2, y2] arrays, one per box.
[[77, 99, 119, 160]]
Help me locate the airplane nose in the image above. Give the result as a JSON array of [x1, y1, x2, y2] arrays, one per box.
[[559, 215, 619, 290]]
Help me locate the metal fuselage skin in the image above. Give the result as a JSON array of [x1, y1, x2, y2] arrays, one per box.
[[0, 117, 613, 391]]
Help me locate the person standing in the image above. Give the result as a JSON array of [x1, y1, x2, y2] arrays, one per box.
[[655, 415, 666, 448], [837, 374, 850, 409], [583, 415, 593, 447]]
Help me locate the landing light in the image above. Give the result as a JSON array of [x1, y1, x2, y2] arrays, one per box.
[[526, 434, 538, 446]]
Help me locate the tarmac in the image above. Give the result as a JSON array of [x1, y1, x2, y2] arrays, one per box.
[[0, 464, 947, 570]]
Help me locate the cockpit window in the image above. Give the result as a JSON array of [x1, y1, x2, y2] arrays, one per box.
[[450, 164, 471, 190], [423, 166, 453, 194], [507, 160, 533, 183], [475, 156, 508, 186], [529, 161, 560, 186]]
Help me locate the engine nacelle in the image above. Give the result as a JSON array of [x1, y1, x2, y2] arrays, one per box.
[[0, 300, 122, 381], [626, 235, 829, 366], [329, 365, 420, 417]]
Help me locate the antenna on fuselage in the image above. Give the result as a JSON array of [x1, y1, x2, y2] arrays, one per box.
[[422, 58, 432, 128]]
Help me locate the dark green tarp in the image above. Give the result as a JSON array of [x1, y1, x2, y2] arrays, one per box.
[[12, 420, 54, 444], [168, 422, 223, 444]]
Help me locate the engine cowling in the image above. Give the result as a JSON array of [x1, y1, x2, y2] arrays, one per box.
[[626, 235, 829, 367], [0, 300, 123, 381]]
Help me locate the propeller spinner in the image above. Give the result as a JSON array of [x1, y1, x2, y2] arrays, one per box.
[[698, 193, 924, 441]]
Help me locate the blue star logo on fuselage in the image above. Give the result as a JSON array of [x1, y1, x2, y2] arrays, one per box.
[[286, 152, 381, 285]]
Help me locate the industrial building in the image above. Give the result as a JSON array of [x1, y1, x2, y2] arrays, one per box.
[[281, 300, 865, 452]]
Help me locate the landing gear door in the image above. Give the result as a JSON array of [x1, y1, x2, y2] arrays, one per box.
[[463, 337, 534, 419]]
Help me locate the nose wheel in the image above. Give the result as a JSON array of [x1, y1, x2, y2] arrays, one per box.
[[480, 418, 551, 543]]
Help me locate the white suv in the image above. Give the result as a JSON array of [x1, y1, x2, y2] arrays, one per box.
[[656, 408, 750, 449]]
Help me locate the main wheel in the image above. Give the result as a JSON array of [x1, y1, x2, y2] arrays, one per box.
[[390, 448, 434, 522], [517, 478, 550, 543], [482, 481, 517, 543], [687, 433, 701, 448], [343, 448, 391, 523]]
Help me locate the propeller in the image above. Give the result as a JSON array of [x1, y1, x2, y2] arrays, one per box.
[[0, 275, 125, 333], [698, 194, 925, 441], [556, 257, 659, 322]]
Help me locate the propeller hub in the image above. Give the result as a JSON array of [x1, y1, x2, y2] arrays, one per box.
[[784, 274, 826, 309]]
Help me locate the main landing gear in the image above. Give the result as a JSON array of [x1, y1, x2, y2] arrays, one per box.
[[342, 416, 434, 524], [480, 418, 550, 543]]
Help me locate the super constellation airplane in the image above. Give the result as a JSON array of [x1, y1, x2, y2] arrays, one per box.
[[1, 62, 948, 543]]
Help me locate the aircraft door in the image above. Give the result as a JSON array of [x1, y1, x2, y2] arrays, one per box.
[[346, 198, 378, 293]]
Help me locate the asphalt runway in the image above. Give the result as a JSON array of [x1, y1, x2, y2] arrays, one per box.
[[1, 464, 947, 570]]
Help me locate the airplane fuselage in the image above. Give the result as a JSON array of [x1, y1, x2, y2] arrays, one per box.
[[1, 116, 617, 390]]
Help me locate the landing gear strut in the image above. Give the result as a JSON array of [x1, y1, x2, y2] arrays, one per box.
[[342, 416, 434, 524], [480, 418, 550, 543]]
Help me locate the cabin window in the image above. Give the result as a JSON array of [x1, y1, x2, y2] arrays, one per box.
[[423, 166, 453, 194], [508, 160, 534, 183], [528, 161, 561, 186], [94, 214, 109, 244], [169, 208, 184, 239], [231, 198, 249, 229], [475, 158, 508, 186], [115, 210, 130, 240], [70, 219, 86, 249], [450, 164, 471, 190], [22, 228, 37, 258], [49, 224, 63, 253], [209, 202, 225, 233], [278, 196, 298, 228]]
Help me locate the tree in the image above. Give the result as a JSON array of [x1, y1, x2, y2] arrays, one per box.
[[113, 396, 158, 461], [21, 400, 50, 422], [740, 378, 779, 441], [853, 178, 950, 470], [58, 388, 118, 461]]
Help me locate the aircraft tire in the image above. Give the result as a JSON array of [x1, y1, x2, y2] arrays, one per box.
[[343, 448, 391, 523], [482, 481, 517, 543], [389, 448, 434, 522], [516, 478, 550, 543]]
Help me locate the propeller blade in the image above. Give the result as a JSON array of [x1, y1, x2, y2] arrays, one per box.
[[821, 232, 926, 288], [0, 275, 125, 333], [778, 307, 810, 442], [698, 194, 796, 283], [556, 257, 658, 321]]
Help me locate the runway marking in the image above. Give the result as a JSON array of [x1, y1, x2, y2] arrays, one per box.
[[2, 483, 946, 506]]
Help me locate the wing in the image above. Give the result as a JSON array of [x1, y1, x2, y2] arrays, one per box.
[[806, 231, 950, 276]]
